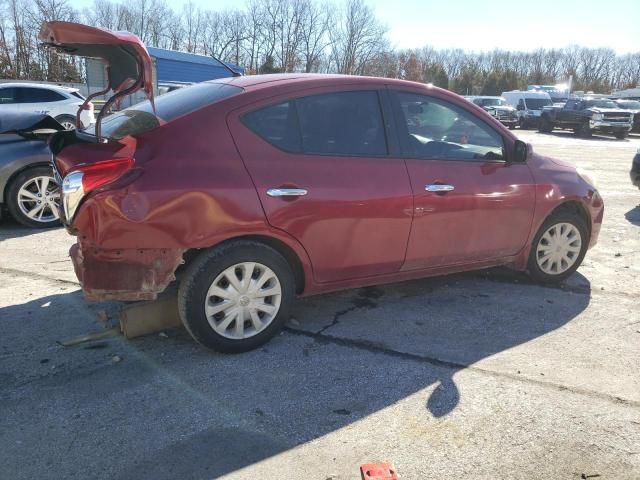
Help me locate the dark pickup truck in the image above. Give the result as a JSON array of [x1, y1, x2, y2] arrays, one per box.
[[538, 97, 633, 139]]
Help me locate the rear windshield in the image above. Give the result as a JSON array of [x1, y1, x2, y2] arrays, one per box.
[[86, 82, 241, 140]]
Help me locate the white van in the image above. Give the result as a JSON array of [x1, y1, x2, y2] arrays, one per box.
[[501, 91, 553, 129]]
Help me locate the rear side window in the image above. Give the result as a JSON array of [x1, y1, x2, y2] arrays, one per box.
[[297, 91, 387, 156], [70, 91, 85, 100], [0, 88, 17, 104], [242, 90, 388, 157], [88, 82, 242, 140], [17, 87, 66, 103]]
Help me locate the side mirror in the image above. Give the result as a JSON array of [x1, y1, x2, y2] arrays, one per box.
[[513, 140, 528, 163]]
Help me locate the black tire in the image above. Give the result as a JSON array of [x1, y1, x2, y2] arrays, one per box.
[[615, 131, 628, 140], [576, 123, 592, 138], [178, 240, 295, 353], [527, 211, 589, 284], [538, 116, 553, 133], [6, 166, 61, 228], [54, 114, 77, 130], [518, 117, 527, 130]]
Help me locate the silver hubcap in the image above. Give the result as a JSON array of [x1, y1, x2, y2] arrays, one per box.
[[205, 262, 282, 340], [536, 222, 582, 275], [60, 121, 76, 130], [17, 176, 60, 223]]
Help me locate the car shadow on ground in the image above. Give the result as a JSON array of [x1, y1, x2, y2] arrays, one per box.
[[0, 218, 62, 242], [0, 270, 591, 479], [625, 205, 640, 226]]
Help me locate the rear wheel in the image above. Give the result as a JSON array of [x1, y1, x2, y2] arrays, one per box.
[[527, 212, 588, 284], [54, 114, 77, 130], [518, 117, 527, 129], [6, 166, 61, 228], [178, 241, 295, 353]]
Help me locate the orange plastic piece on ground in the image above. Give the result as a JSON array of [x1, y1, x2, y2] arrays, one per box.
[[360, 463, 398, 480]]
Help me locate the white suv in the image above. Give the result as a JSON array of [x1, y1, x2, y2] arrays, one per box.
[[0, 82, 95, 129]]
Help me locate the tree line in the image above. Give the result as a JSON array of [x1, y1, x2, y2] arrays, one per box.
[[1, 0, 639, 95]]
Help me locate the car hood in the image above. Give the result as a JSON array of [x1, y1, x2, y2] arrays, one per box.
[[39, 21, 153, 103], [484, 105, 515, 112], [590, 107, 628, 114]]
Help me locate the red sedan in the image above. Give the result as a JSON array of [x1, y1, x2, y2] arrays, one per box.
[[43, 22, 603, 352]]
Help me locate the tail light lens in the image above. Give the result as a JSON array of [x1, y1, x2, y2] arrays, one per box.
[[62, 158, 134, 221]]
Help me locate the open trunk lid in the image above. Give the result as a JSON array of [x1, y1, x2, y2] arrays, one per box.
[[39, 21, 154, 138]]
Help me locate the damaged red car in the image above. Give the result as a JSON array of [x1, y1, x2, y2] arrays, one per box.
[[43, 22, 603, 353]]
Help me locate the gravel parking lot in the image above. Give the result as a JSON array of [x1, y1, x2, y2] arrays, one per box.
[[1, 130, 639, 479]]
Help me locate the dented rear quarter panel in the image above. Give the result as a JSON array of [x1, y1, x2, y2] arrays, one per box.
[[69, 100, 314, 300]]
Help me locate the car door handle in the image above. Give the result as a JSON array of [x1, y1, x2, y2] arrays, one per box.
[[425, 184, 455, 192], [266, 188, 308, 197]]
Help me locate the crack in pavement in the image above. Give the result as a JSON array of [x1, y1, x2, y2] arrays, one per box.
[[284, 327, 640, 410]]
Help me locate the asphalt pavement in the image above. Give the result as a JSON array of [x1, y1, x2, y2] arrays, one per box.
[[0, 130, 639, 479]]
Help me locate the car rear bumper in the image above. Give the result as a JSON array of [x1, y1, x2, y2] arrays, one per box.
[[70, 242, 185, 301]]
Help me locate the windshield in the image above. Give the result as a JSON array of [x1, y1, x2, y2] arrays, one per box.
[[584, 100, 618, 109], [525, 98, 552, 109], [617, 101, 640, 109], [479, 98, 507, 107], [85, 82, 242, 140]]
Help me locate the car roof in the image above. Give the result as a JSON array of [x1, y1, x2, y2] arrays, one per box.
[[209, 73, 451, 95], [0, 82, 77, 92]]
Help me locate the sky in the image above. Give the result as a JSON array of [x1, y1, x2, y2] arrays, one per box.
[[67, 0, 640, 54]]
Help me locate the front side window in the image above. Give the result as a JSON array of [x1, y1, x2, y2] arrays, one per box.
[[17, 88, 66, 103], [243, 90, 387, 157], [393, 91, 505, 161]]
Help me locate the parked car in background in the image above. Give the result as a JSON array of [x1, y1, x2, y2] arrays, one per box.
[[501, 90, 553, 129], [539, 97, 633, 139], [465, 96, 518, 129], [0, 82, 95, 130], [0, 114, 63, 227], [631, 149, 640, 189], [527, 84, 570, 103], [613, 99, 640, 133], [44, 21, 604, 353]]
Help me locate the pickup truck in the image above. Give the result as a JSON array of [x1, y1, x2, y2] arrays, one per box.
[[538, 97, 633, 139]]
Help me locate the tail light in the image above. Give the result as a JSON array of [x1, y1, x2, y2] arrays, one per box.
[[62, 158, 134, 221]]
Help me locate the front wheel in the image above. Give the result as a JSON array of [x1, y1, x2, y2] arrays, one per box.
[[538, 117, 553, 133], [54, 115, 77, 130], [178, 241, 295, 353], [527, 212, 588, 284], [575, 123, 592, 138], [615, 130, 628, 140], [6, 166, 61, 228]]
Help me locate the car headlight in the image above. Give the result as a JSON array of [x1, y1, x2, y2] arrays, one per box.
[[592, 113, 604, 121], [577, 167, 598, 189]]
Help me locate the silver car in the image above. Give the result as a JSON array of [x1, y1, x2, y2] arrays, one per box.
[[0, 114, 63, 228]]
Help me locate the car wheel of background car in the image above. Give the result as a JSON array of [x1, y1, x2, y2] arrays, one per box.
[[518, 118, 527, 129], [538, 117, 553, 133], [615, 131, 628, 140], [576, 123, 592, 138], [6, 166, 61, 228], [54, 114, 77, 130], [527, 211, 588, 284], [178, 240, 295, 353]]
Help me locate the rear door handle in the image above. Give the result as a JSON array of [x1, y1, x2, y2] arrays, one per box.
[[267, 188, 308, 197], [425, 184, 455, 192]]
